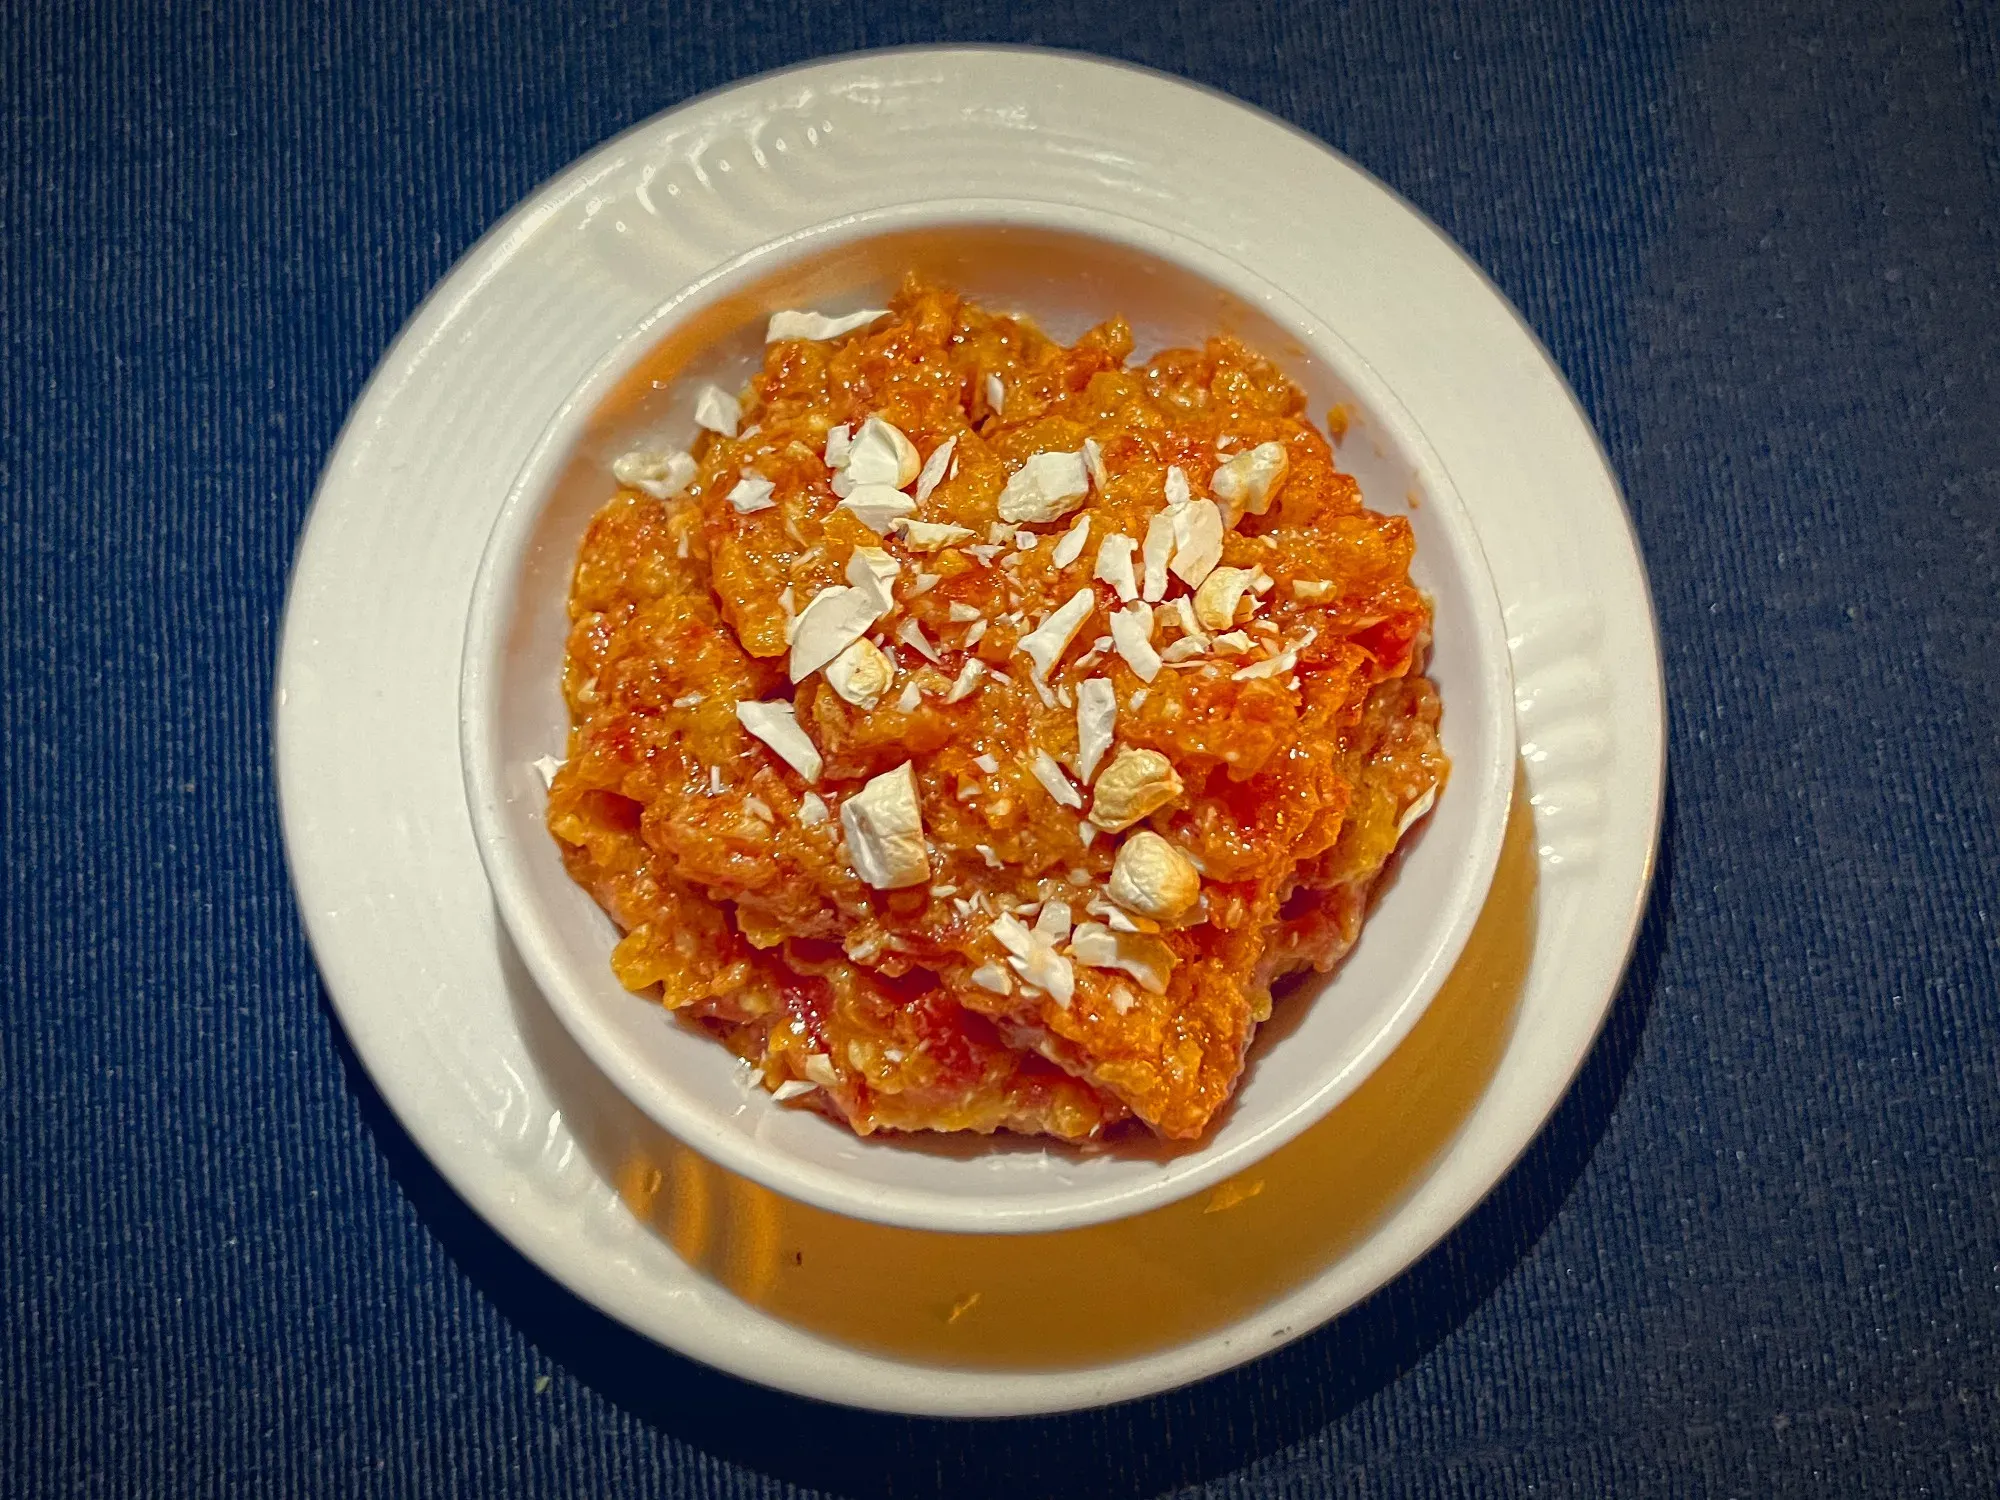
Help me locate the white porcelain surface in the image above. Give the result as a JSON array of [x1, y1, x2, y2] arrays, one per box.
[[276, 48, 1663, 1414], [460, 199, 1516, 1233]]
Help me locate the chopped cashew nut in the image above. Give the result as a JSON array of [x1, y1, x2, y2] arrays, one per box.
[[1088, 748, 1184, 831], [1094, 533, 1139, 601], [848, 545, 900, 594], [693, 384, 741, 436], [990, 912, 1074, 1006], [1168, 498, 1225, 588], [1193, 566, 1259, 630], [1232, 630, 1314, 680], [1107, 831, 1201, 921], [823, 423, 853, 468], [802, 1053, 841, 1088], [1075, 678, 1116, 784], [944, 658, 987, 703], [735, 700, 823, 783], [1067, 923, 1175, 993], [896, 619, 942, 663], [967, 962, 1013, 995], [1051, 514, 1092, 568], [1397, 784, 1438, 837], [824, 639, 894, 709], [612, 448, 696, 499], [727, 472, 777, 513], [913, 435, 957, 504], [836, 484, 916, 532], [1291, 578, 1336, 601], [840, 763, 930, 888], [798, 792, 829, 826], [843, 416, 922, 488], [997, 451, 1090, 524], [1140, 510, 1175, 601], [1017, 588, 1096, 680], [1082, 436, 1109, 493], [984, 372, 1005, 415], [898, 518, 975, 551], [1031, 750, 1084, 809], [788, 550, 898, 681], [765, 307, 888, 342], [1109, 602, 1161, 682], [1210, 441, 1290, 524]]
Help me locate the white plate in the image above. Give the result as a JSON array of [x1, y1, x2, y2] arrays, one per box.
[[276, 47, 1663, 1417]]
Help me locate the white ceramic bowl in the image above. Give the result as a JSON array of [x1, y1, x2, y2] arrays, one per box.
[[460, 197, 1514, 1234]]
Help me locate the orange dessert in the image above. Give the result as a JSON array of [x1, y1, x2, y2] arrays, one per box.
[[545, 281, 1446, 1142]]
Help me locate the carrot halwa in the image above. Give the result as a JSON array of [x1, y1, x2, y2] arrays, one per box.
[[545, 281, 1446, 1143]]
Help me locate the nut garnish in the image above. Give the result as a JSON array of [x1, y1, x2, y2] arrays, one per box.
[[836, 485, 915, 532], [1075, 677, 1116, 783], [727, 472, 777, 513], [1107, 831, 1200, 921], [1018, 587, 1096, 680], [765, 307, 888, 342], [1210, 440, 1290, 524], [839, 763, 930, 889], [1193, 566, 1259, 631], [824, 638, 894, 709], [944, 658, 987, 703], [612, 448, 696, 499], [1168, 497, 1224, 588], [1088, 747, 1184, 831], [913, 435, 957, 504], [997, 451, 1090, 524], [734, 700, 823, 783], [1067, 922, 1175, 993], [841, 415, 922, 489], [1031, 750, 1084, 809], [1082, 436, 1109, 493], [693, 384, 741, 437], [967, 962, 1013, 995], [788, 549, 899, 681], [1108, 602, 1161, 682], [1140, 510, 1175, 601], [1094, 532, 1139, 601], [1051, 514, 1092, 568], [898, 518, 975, 551], [990, 908, 1075, 1006]]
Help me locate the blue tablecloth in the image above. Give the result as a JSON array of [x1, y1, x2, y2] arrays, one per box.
[[7, 3, 1997, 1494]]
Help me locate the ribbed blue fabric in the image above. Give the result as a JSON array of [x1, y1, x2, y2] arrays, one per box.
[[4, 3, 1995, 1494]]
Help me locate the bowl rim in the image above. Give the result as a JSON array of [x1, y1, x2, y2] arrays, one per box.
[[459, 194, 1516, 1233]]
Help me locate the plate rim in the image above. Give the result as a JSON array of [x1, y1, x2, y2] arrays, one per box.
[[275, 44, 1666, 1417]]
